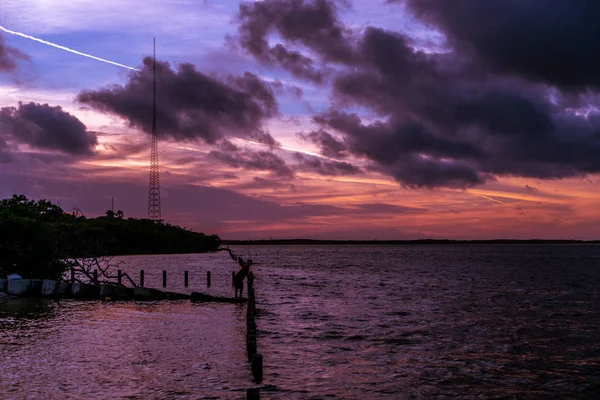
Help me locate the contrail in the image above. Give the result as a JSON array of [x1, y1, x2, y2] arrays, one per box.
[[0, 25, 139, 71]]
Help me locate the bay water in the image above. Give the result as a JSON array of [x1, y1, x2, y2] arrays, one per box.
[[1, 245, 599, 399]]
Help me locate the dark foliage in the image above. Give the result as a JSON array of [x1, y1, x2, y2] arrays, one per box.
[[0, 195, 68, 279], [0, 194, 220, 279]]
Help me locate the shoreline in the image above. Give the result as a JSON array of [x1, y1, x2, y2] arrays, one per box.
[[222, 239, 600, 246]]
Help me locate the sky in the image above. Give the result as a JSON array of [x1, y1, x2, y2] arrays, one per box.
[[1, 0, 600, 240]]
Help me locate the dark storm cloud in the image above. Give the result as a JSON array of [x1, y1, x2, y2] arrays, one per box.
[[236, 0, 355, 81], [209, 148, 293, 177], [0, 34, 29, 72], [293, 152, 360, 176], [269, 44, 324, 83], [0, 102, 98, 155], [314, 110, 485, 187], [234, 1, 600, 188], [77, 57, 278, 144], [398, 0, 600, 91], [298, 129, 348, 158]]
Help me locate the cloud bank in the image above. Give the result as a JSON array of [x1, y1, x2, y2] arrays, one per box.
[[234, 0, 600, 188]]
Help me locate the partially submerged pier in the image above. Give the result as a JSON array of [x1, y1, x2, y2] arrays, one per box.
[[0, 248, 264, 399]]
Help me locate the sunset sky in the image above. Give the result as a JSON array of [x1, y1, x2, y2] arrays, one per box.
[[1, 0, 599, 240]]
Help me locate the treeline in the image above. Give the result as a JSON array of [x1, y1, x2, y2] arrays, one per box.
[[0, 195, 220, 279]]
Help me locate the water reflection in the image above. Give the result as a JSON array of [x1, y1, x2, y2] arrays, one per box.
[[0, 297, 58, 320]]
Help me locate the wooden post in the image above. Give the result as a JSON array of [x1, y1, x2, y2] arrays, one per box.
[[246, 388, 260, 400], [184, 271, 189, 287], [247, 320, 256, 334], [251, 354, 263, 383], [247, 272, 255, 312], [248, 272, 254, 294], [207, 271, 211, 287], [93, 269, 98, 284], [232, 271, 236, 287], [162, 270, 167, 288], [117, 269, 122, 285], [70, 267, 75, 284], [140, 270, 145, 287], [247, 334, 257, 361]]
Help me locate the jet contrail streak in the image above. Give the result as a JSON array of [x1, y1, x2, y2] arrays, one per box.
[[0, 25, 139, 71]]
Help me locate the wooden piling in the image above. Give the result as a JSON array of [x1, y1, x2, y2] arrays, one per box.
[[246, 334, 257, 361], [247, 320, 256, 334], [117, 269, 122, 285], [140, 270, 145, 287], [207, 271, 211, 287], [234, 256, 263, 388], [247, 272, 256, 315], [251, 354, 263, 383], [184, 271, 189, 287], [246, 388, 260, 400], [70, 267, 75, 284], [162, 270, 167, 288]]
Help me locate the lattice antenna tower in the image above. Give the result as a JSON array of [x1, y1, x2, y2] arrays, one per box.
[[147, 37, 161, 220]]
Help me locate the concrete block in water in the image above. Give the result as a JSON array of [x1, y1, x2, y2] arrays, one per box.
[[42, 280, 72, 297], [133, 287, 166, 300], [0, 279, 6, 293], [41, 280, 58, 296], [100, 284, 133, 300], [71, 283, 100, 298], [7, 279, 43, 296], [57, 282, 72, 296]]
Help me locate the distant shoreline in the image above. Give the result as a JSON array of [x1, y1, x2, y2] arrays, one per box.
[[222, 239, 600, 246]]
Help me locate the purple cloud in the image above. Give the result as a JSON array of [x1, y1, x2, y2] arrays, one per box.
[[0, 34, 29, 72], [77, 57, 279, 145], [0, 102, 98, 155]]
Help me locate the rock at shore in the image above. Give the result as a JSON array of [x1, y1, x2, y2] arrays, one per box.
[[0, 292, 15, 301]]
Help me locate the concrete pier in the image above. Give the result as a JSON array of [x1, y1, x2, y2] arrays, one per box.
[[7, 279, 43, 296], [166, 291, 191, 300], [57, 281, 72, 296], [71, 282, 101, 298], [133, 287, 166, 300], [100, 284, 134, 300], [41, 280, 58, 296]]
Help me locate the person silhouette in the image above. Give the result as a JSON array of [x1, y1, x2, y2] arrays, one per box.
[[234, 261, 250, 298]]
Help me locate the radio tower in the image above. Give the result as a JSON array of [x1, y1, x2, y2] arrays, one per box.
[[147, 38, 161, 220]]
